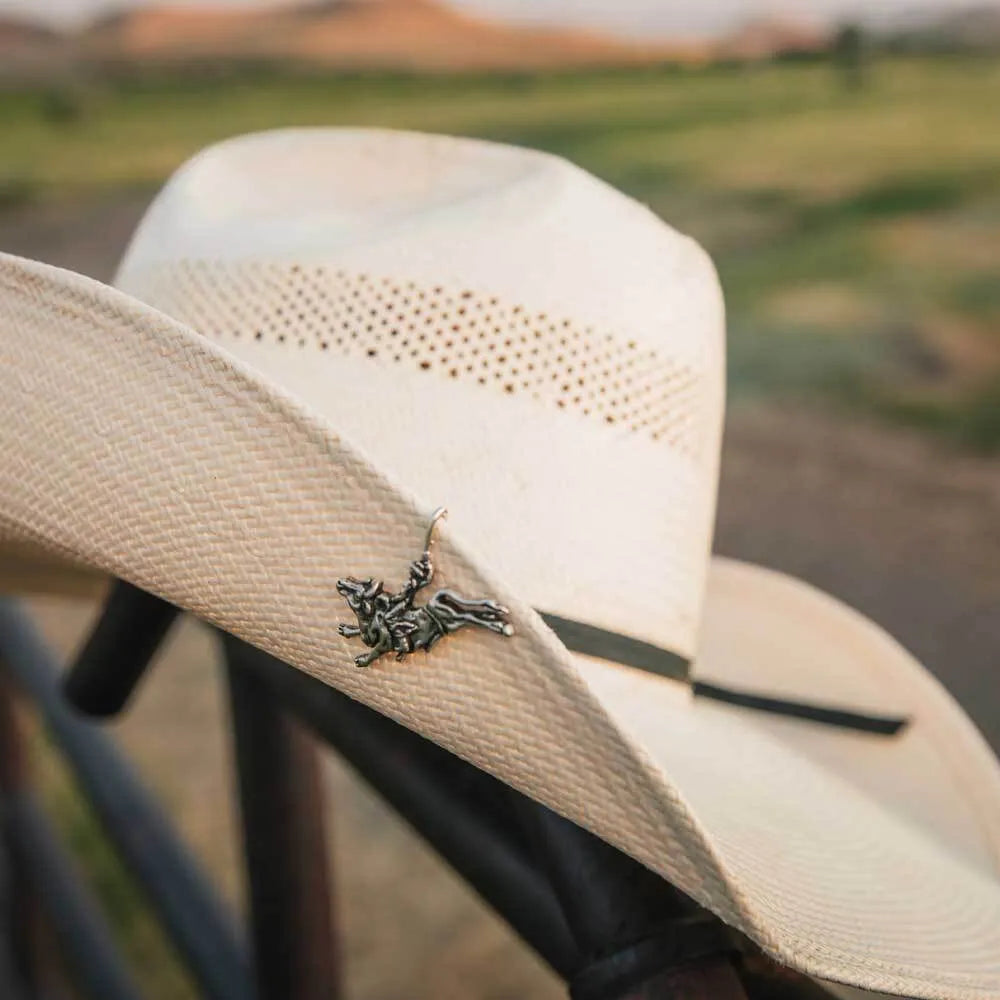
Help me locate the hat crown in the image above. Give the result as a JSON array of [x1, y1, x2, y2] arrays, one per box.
[[117, 128, 725, 658]]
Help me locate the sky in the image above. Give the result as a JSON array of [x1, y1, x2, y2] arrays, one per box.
[[2, 0, 996, 38]]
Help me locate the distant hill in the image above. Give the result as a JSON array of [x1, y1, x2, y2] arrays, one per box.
[[0, 0, 844, 82], [0, 16, 60, 46], [0, 15, 72, 80], [717, 17, 830, 61], [885, 5, 1000, 51], [83, 3, 302, 62], [81, 0, 705, 72]]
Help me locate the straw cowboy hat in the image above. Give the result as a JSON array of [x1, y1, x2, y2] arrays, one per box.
[[1, 129, 999, 998]]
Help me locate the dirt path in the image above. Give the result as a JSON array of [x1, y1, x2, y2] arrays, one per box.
[[719, 404, 1000, 748], [4, 198, 999, 998]]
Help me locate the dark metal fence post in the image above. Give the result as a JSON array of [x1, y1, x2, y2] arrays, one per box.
[[221, 637, 581, 980], [224, 637, 340, 1000], [0, 671, 33, 1000], [608, 959, 748, 1000], [511, 801, 748, 1000], [63, 580, 181, 717]]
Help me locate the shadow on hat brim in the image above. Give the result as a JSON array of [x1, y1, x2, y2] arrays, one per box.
[[2, 251, 1000, 1000]]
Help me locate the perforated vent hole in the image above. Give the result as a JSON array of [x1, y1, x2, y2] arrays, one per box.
[[132, 261, 706, 455]]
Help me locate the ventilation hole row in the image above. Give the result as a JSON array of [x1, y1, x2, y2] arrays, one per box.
[[134, 261, 706, 453]]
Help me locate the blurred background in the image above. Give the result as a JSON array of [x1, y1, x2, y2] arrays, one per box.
[[1, 1, 999, 997]]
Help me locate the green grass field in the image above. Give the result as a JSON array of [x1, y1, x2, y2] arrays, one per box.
[[2, 55, 1000, 445]]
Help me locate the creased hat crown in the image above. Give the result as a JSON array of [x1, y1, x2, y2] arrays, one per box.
[[117, 128, 726, 658]]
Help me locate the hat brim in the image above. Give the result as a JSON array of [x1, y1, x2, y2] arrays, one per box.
[[2, 252, 999, 999], [580, 557, 1000, 996]]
